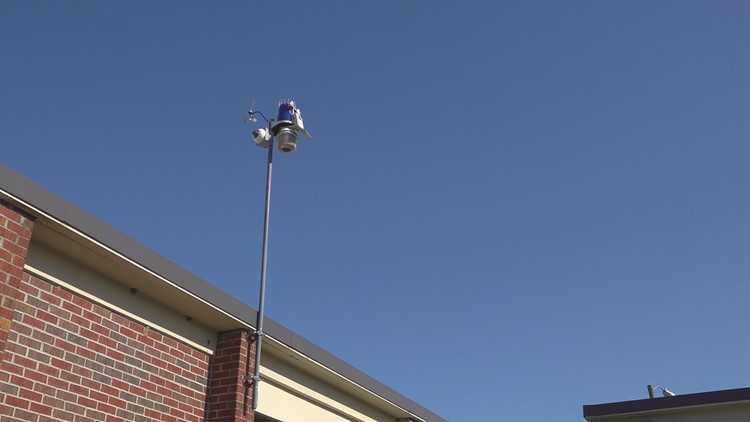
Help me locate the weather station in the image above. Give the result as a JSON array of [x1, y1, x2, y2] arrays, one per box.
[[245, 99, 312, 410]]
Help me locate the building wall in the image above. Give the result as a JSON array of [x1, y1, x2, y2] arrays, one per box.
[[0, 186, 437, 422], [0, 203, 211, 421], [0, 201, 34, 371], [206, 329, 255, 422], [0, 199, 386, 422], [0, 201, 237, 422]]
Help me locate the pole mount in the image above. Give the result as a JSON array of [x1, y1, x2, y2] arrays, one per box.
[[243, 375, 260, 386]]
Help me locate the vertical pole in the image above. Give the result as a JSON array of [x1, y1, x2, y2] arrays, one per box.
[[252, 137, 274, 410], [647, 384, 655, 399]]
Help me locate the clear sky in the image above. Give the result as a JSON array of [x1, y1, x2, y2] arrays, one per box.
[[2, 2, 749, 421]]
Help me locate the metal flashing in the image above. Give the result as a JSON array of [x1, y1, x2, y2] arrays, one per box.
[[584, 387, 750, 419]]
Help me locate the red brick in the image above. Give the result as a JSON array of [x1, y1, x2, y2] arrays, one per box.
[[81, 378, 101, 391], [69, 313, 90, 328], [90, 323, 110, 336], [11, 253, 27, 267], [18, 281, 39, 296], [171, 408, 187, 419], [79, 327, 99, 342], [108, 396, 127, 408], [67, 373, 83, 386], [29, 401, 53, 415], [86, 341, 106, 354], [111, 313, 129, 326], [0, 247, 12, 263], [36, 310, 58, 325], [0, 206, 21, 221], [82, 306, 104, 324], [68, 383, 89, 396], [20, 317, 44, 334], [143, 407, 160, 419], [89, 390, 108, 403], [170, 349, 186, 363], [13, 354, 37, 369], [6, 341, 27, 356], [137, 335, 156, 347], [99, 336, 117, 349], [18, 388, 43, 403], [71, 295, 93, 311], [37, 362, 61, 378], [6, 274, 22, 289], [0, 261, 22, 278], [48, 377, 69, 390], [40, 291, 62, 307], [71, 364, 93, 379], [42, 342, 65, 358], [138, 379, 157, 393], [53, 286, 73, 300], [11, 374, 33, 390], [100, 384, 118, 397], [162, 336, 178, 349], [62, 302, 84, 318], [7, 217, 32, 234], [2, 241, 28, 258], [63, 401, 86, 415], [147, 329, 164, 342], [97, 402, 117, 414], [77, 396, 98, 408], [152, 358, 168, 369], [5, 395, 31, 409], [0, 226, 19, 243], [120, 326, 138, 340], [31, 329, 54, 345], [129, 385, 147, 397], [105, 348, 125, 361], [2, 361, 24, 376], [27, 276, 52, 292], [51, 357, 73, 372], [54, 338, 76, 353]]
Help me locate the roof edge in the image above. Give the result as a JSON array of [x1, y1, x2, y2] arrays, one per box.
[[584, 387, 750, 418]]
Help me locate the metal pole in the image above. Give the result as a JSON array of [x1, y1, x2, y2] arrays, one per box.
[[252, 137, 274, 410]]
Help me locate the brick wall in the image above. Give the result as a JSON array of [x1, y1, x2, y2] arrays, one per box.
[[0, 200, 34, 359], [206, 330, 255, 422], [0, 201, 257, 422], [0, 269, 211, 421]]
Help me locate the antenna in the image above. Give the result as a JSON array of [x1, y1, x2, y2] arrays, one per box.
[[246, 99, 270, 125], [246, 99, 258, 123]]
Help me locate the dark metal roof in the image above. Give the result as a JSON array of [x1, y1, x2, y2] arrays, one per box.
[[584, 387, 750, 419], [0, 162, 447, 422]]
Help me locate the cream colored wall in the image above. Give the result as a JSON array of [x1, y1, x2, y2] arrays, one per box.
[[257, 382, 354, 422], [257, 353, 396, 422], [25, 241, 217, 352]]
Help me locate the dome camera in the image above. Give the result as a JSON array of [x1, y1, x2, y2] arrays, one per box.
[[252, 128, 271, 148]]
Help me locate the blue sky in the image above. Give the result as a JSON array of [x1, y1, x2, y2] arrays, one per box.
[[2, 1, 750, 420]]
